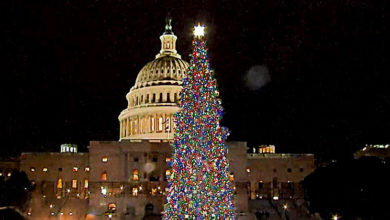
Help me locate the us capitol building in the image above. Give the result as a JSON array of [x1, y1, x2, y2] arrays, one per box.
[[0, 21, 315, 220]]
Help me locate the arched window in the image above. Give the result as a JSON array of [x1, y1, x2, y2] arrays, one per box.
[[101, 171, 107, 181], [133, 169, 139, 181], [57, 178, 63, 189]]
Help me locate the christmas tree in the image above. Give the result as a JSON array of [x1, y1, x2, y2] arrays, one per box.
[[164, 24, 235, 219]]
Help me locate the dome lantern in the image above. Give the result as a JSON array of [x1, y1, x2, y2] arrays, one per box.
[[156, 18, 181, 59]]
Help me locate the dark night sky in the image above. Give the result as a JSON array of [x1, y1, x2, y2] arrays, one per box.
[[1, 0, 388, 159]]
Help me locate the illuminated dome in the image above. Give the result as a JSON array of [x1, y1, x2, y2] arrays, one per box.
[[119, 19, 189, 141], [132, 56, 188, 90]]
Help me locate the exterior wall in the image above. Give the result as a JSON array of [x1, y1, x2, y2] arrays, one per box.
[[227, 142, 250, 213], [19, 152, 89, 219], [0, 159, 19, 179], [354, 146, 390, 159], [87, 140, 249, 219], [247, 153, 315, 200], [119, 85, 183, 141], [8, 143, 315, 219], [88, 140, 172, 219]]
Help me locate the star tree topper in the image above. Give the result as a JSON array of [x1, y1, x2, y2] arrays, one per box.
[[193, 23, 205, 38]]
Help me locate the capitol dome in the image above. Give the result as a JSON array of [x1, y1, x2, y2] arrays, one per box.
[[119, 19, 189, 141], [132, 56, 188, 90]]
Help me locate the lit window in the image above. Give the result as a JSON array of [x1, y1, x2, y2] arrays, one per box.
[[30, 167, 35, 172], [140, 118, 143, 133], [133, 169, 139, 181], [100, 186, 107, 196], [108, 203, 117, 211], [73, 167, 78, 172], [85, 167, 90, 172], [165, 157, 171, 163], [165, 117, 171, 131], [101, 171, 107, 181], [158, 117, 163, 131], [72, 180, 78, 189], [102, 156, 108, 163], [0, 173, 2, 176], [42, 167, 48, 172], [84, 179, 89, 188], [246, 168, 251, 173], [57, 178, 63, 189], [229, 173, 234, 181], [132, 187, 138, 196], [7, 172, 11, 177], [151, 187, 157, 196], [165, 169, 171, 177], [151, 117, 155, 132]]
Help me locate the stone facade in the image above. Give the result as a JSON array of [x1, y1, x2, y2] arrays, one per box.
[[14, 142, 314, 219], [19, 152, 89, 219]]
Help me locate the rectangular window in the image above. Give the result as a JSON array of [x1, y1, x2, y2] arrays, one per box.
[[57, 178, 63, 189], [158, 117, 163, 131], [140, 118, 143, 133], [151, 117, 155, 132], [229, 173, 234, 181], [72, 180, 77, 189], [132, 187, 138, 196], [165, 169, 171, 177], [101, 172, 107, 181], [165, 117, 171, 131], [84, 179, 89, 188], [146, 94, 149, 103], [133, 169, 139, 181], [167, 93, 171, 102]]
